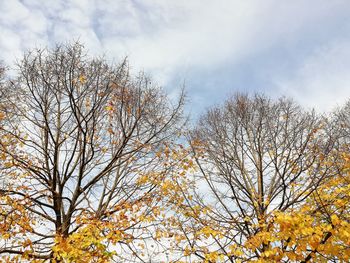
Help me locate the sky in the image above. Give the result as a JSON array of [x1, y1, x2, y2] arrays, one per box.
[[1, 0, 350, 119]]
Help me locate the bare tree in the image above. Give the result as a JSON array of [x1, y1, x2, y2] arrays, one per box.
[[329, 100, 350, 150], [0, 63, 17, 186], [186, 94, 332, 261], [0, 43, 185, 262]]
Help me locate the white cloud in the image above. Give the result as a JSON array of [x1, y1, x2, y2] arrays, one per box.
[[0, 0, 350, 111], [94, 0, 350, 86], [275, 39, 350, 112]]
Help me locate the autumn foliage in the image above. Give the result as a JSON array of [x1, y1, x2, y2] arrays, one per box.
[[1, 44, 350, 262]]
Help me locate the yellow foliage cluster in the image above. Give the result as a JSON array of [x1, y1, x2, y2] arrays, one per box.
[[170, 153, 350, 262]]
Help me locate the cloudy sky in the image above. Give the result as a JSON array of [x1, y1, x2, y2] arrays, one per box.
[[1, 0, 350, 118]]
